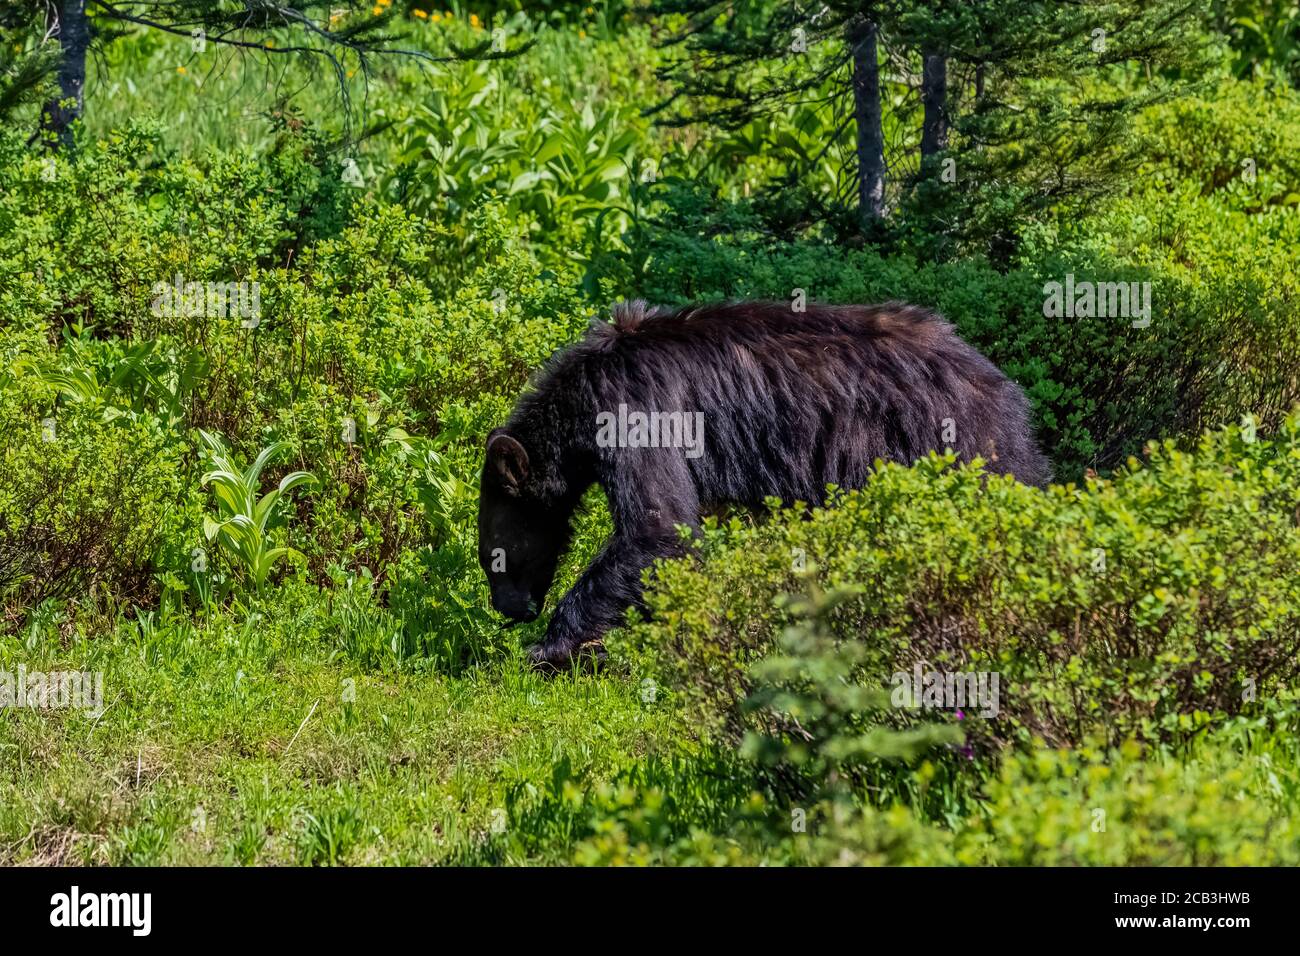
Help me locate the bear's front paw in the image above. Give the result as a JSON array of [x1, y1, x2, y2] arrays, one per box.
[[576, 639, 607, 666], [525, 639, 606, 674], [525, 640, 570, 674]]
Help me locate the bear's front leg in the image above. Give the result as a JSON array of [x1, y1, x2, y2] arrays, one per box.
[[525, 531, 678, 672]]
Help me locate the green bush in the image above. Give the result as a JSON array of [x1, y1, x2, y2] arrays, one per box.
[[463, 717, 1300, 865], [954, 736, 1300, 865], [0, 377, 185, 619], [619, 414, 1300, 752], [778, 725, 1300, 866], [1136, 74, 1300, 207], [0, 124, 599, 665]]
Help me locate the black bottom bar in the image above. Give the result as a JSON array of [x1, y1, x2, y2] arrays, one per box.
[[0, 866, 1281, 942]]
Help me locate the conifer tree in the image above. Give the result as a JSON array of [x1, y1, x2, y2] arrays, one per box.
[[648, 1, 1206, 249]]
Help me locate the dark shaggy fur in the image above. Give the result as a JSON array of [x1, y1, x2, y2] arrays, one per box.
[[478, 300, 1050, 669]]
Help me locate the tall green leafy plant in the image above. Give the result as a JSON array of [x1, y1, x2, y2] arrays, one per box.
[[199, 430, 315, 590]]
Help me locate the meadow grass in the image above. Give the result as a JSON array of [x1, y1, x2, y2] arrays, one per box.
[[0, 603, 686, 865], [6, 598, 1298, 865]]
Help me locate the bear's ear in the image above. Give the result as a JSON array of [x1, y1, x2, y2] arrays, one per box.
[[486, 429, 529, 496]]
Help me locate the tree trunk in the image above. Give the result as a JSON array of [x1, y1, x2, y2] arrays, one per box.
[[849, 18, 886, 226], [41, 1, 90, 151], [920, 50, 948, 165]]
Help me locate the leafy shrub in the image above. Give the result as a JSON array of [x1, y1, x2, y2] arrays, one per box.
[[954, 736, 1300, 865], [773, 724, 1300, 866], [1136, 74, 1300, 206], [1211, 1, 1300, 88], [385, 57, 645, 260], [0, 380, 184, 620], [464, 719, 1300, 865], [0, 123, 600, 664], [619, 414, 1300, 752]]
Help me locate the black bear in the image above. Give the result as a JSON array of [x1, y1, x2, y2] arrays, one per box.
[[478, 300, 1050, 669]]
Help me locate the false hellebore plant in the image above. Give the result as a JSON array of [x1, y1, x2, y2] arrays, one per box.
[[199, 430, 315, 590]]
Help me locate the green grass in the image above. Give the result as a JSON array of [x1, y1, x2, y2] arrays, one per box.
[[0, 600, 686, 865], [6, 593, 1299, 866]]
